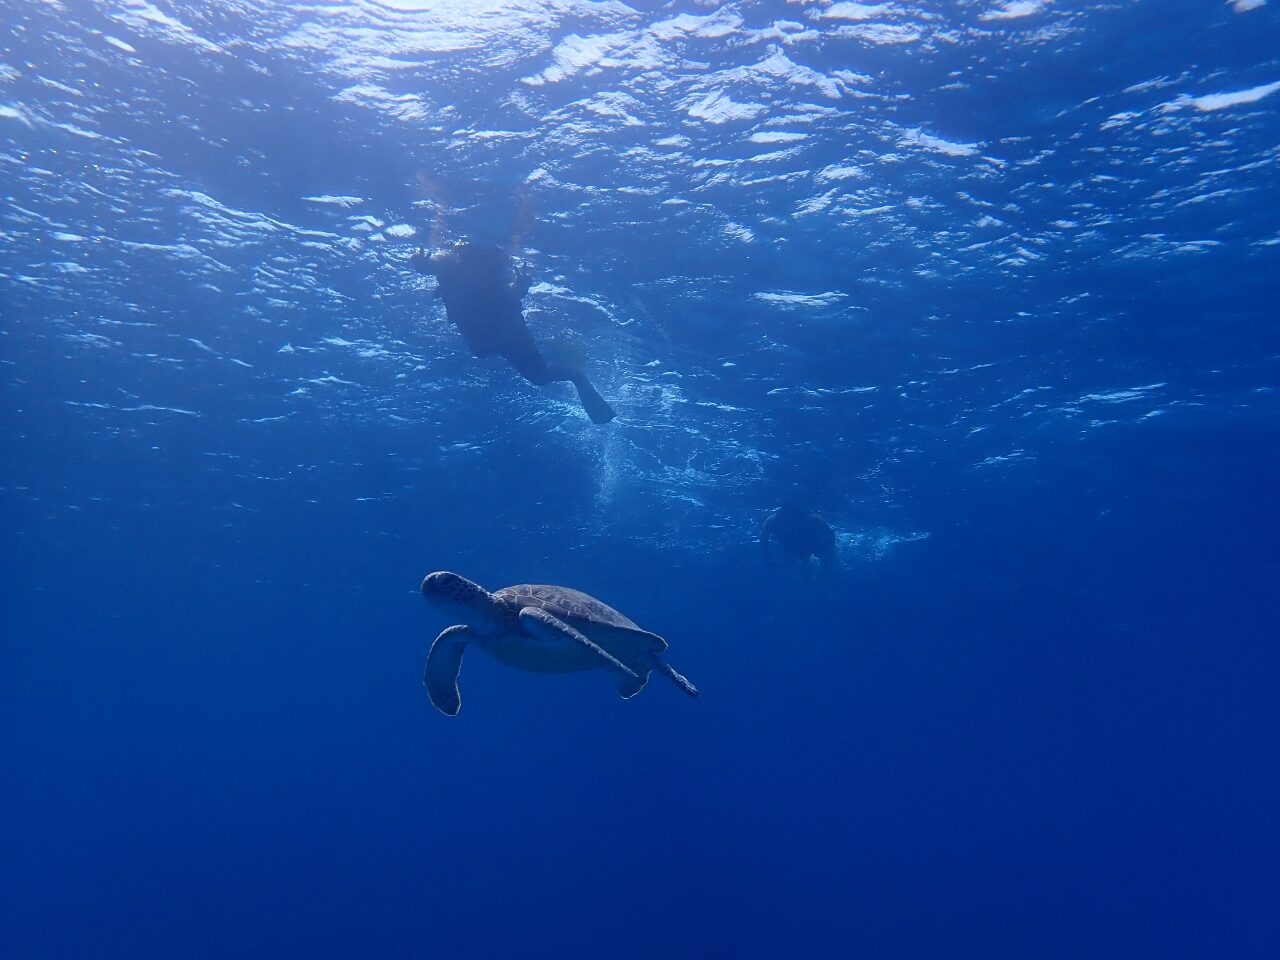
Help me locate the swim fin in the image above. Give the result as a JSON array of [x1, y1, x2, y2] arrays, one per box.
[[573, 376, 617, 424]]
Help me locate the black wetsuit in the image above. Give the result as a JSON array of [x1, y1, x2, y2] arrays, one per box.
[[415, 244, 616, 424], [760, 505, 837, 579]]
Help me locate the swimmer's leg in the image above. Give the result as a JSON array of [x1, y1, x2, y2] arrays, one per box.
[[549, 362, 617, 424], [505, 335, 555, 385], [507, 336, 617, 425]]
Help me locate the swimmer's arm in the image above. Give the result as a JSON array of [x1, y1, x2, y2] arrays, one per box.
[[410, 248, 436, 276], [512, 263, 533, 297]]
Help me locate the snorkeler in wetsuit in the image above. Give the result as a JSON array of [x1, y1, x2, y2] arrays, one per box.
[[760, 503, 838, 581], [411, 243, 616, 424]]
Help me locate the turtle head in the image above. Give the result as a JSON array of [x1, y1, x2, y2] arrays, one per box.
[[421, 571, 501, 632]]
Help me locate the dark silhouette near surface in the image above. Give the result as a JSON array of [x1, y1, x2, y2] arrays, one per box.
[[760, 503, 838, 581], [412, 243, 616, 424]]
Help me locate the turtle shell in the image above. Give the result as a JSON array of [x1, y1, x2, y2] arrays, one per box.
[[495, 584, 667, 652]]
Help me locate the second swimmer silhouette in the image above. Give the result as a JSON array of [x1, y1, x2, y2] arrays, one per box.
[[760, 501, 839, 583]]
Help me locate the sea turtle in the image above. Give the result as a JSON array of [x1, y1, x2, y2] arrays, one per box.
[[420, 570, 699, 716]]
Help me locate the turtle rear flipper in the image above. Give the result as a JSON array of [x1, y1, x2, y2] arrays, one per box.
[[657, 659, 699, 697], [424, 624, 471, 716]]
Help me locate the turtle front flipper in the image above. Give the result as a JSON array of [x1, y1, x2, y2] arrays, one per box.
[[618, 669, 650, 700], [424, 624, 471, 716], [518, 607, 639, 680]]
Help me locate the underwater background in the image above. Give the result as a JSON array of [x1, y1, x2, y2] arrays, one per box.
[[3, 1, 1279, 957]]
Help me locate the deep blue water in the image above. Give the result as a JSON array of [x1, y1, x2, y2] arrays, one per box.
[[3, 1, 1280, 957]]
